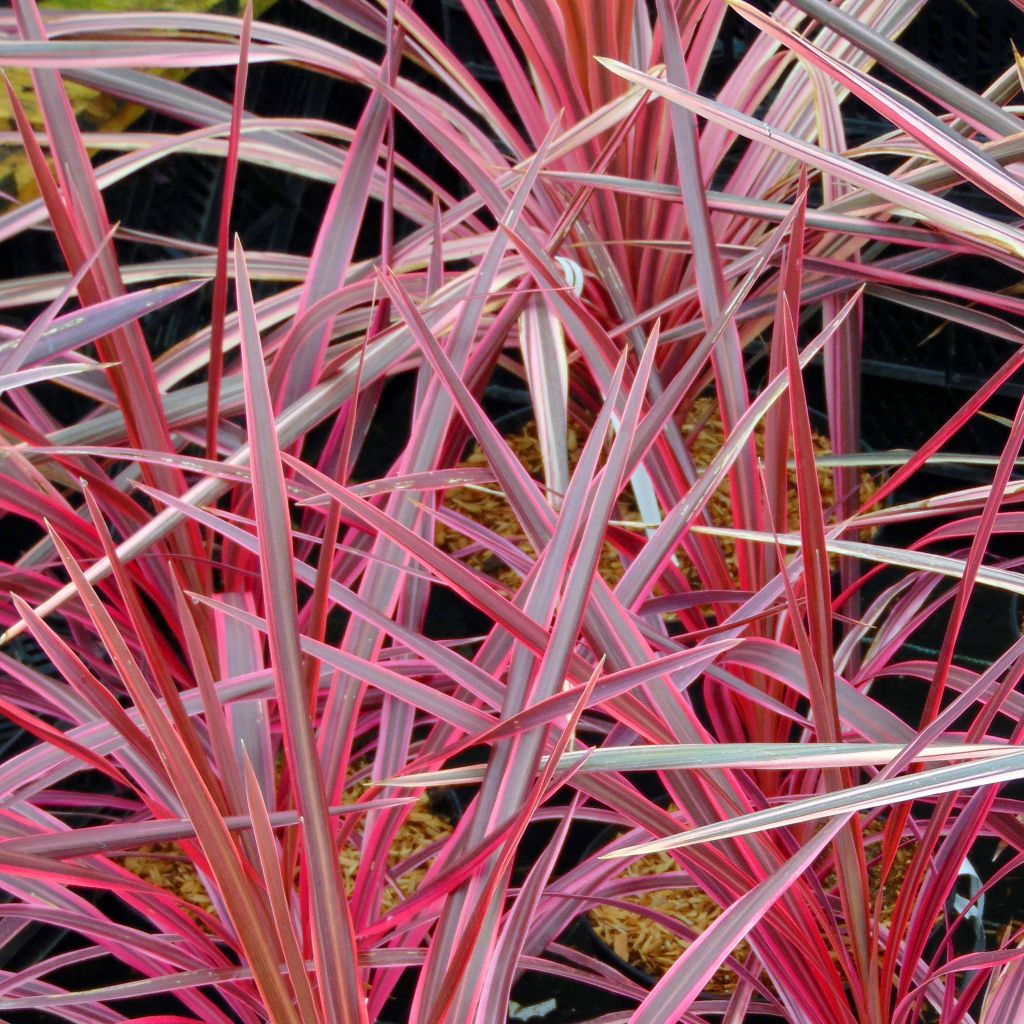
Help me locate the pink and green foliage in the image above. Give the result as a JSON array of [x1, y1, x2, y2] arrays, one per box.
[[1, 0, 1024, 1021]]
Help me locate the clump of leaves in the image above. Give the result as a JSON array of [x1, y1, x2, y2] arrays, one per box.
[[1, 1, 1024, 1023]]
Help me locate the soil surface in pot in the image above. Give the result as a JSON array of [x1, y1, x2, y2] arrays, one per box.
[[121, 782, 455, 920], [437, 399, 877, 589], [586, 818, 919, 991]]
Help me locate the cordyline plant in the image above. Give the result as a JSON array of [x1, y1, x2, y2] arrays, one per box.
[[1, 0, 1024, 1021]]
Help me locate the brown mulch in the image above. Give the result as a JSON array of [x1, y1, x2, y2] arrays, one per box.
[[587, 818, 917, 989], [438, 400, 877, 588], [121, 790, 453, 920]]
